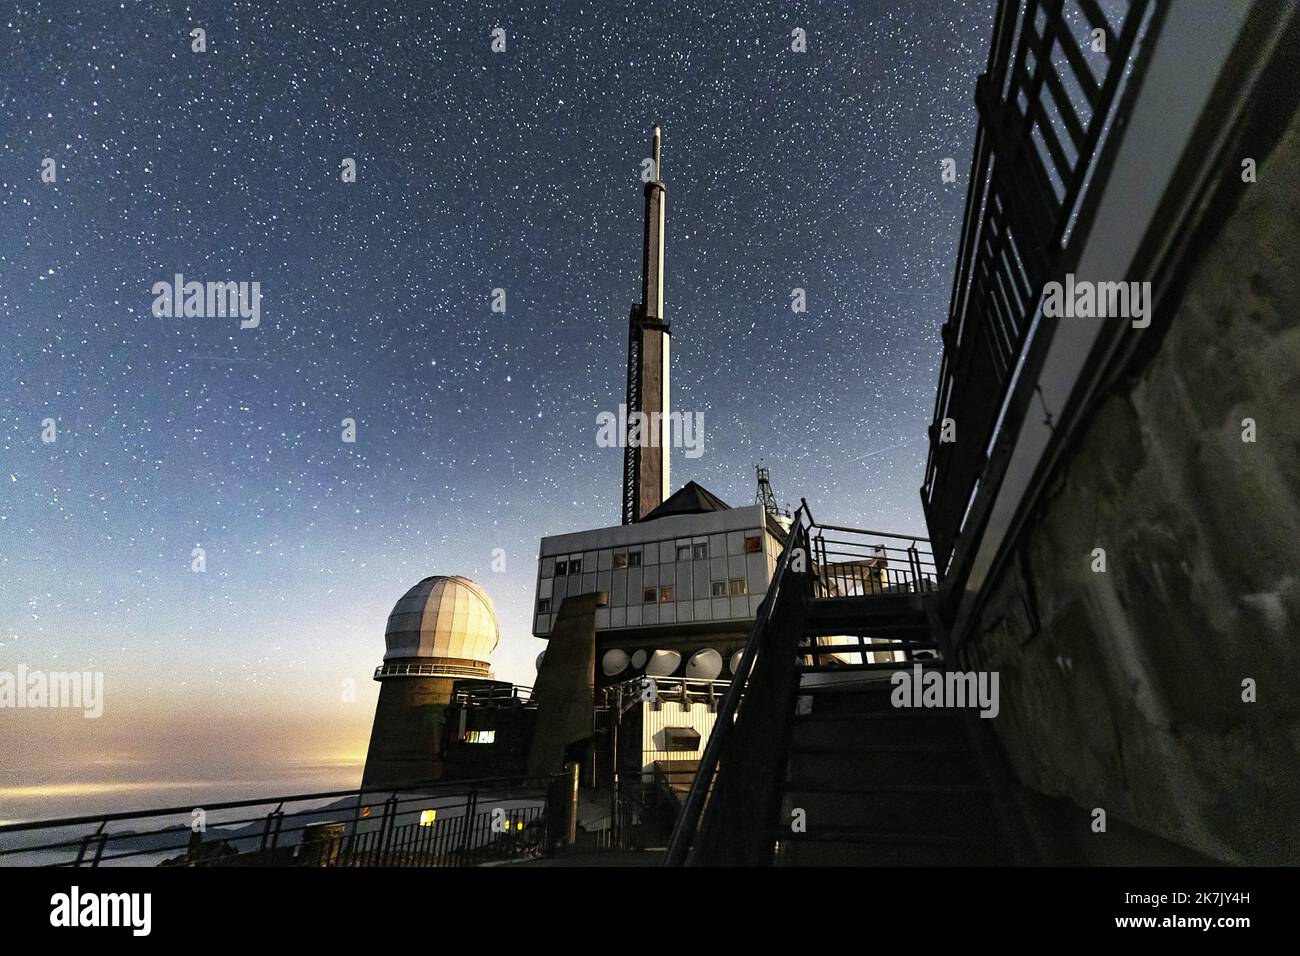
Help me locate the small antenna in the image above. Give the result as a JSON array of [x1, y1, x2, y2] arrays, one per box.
[[652, 124, 662, 180]]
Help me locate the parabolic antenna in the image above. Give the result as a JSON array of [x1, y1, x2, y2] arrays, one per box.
[[645, 649, 681, 677], [602, 648, 630, 676], [686, 648, 723, 680]]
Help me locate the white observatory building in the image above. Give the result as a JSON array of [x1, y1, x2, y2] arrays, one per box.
[[361, 575, 500, 789]]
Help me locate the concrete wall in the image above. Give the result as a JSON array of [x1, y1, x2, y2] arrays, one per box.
[[361, 674, 456, 790], [526, 593, 598, 778], [959, 107, 1300, 863]]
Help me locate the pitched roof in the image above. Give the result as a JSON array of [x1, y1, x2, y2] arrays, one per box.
[[641, 481, 732, 521]]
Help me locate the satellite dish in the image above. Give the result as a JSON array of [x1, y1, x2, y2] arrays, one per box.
[[729, 649, 744, 674], [630, 649, 648, 670], [535, 651, 546, 671], [601, 648, 630, 676], [686, 648, 723, 680], [645, 649, 681, 677]]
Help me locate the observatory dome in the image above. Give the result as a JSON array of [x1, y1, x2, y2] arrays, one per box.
[[383, 575, 499, 672]]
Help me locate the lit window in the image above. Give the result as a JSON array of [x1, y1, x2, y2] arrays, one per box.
[[613, 552, 628, 569], [744, 535, 762, 554], [711, 582, 728, 597], [463, 730, 496, 744], [659, 586, 674, 603], [555, 560, 567, 576], [676, 545, 691, 562], [419, 809, 436, 827], [538, 598, 550, 613], [730, 577, 748, 596], [693, 543, 708, 560], [627, 551, 642, 567], [643, 588, 656, 603]]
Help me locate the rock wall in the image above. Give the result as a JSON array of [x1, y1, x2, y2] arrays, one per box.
[[960, 102, 1300, 863]]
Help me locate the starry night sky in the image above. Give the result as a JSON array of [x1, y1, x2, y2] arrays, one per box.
[[0, 0, 990, 816]]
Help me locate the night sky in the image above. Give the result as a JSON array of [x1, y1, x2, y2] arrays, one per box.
[[0, 0, 990, 817]]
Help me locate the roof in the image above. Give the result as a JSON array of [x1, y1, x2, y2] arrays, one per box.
[[641, 481, 732, 521]]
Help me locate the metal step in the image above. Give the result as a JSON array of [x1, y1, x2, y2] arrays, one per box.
[[791, 711, 969, 748], [775, 828, 1014, 866], [781, 784, 1000, 838], [788, 743, 984, 787]]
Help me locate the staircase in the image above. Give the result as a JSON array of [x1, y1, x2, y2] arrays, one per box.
[[778, 673, 1016, 865], [664, 504, 1028, 866]]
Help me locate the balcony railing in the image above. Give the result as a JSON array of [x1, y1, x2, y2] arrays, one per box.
[[0, 775, 565, 868], [809, 525, 937, 598], [922, 0, 1157, 578], [451, 683, 534, 707], [374, 659, 492, 680]]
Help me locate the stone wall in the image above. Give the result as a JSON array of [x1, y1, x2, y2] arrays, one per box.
[[960, 103, 1300, 863]]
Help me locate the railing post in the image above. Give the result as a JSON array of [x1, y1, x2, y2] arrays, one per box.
[[458, 789, 478, 866], [75, 821, 107, 867], [259, 806, 285, 864], [377, 795, 398, 865], [564, 761, 580, 848]]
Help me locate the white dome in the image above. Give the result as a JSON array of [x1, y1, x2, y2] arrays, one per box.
[[384, 575, 499, 666]]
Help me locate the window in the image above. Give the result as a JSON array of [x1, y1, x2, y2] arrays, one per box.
[[692, 542, 708, 560], [744, 535, 762, 554], [569, 558, 583, 575], [627, 550, 642, 567], [676, 545, 692, 562], [729, 577, 748, 596], [613, 552, 628, 569], [643, 588, 657, 603], [538, 598, 551, 613], [659, 586, 674, 603], [711, 581, 728, 597], [555, 560, 567, 576]]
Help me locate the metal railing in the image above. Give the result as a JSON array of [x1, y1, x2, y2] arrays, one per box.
[[922, 0, 1156, 577], [374, 660, 493, 680], [0, 774, 564, 868], [451, 683, 534, 707], [809, 525, 937, 598], [663, 502, 813, 866]]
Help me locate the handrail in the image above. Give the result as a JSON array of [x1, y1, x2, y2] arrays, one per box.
[[663, 501, 811, 865], [1, 773, 566, 868], [0, 774, 555, 836], [922, 0, 1156, 577], [810, 524, 930, 543]]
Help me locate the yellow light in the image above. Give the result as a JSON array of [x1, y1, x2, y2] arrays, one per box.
[[516, 820, 523, 830], [419, 809, 436, 826]]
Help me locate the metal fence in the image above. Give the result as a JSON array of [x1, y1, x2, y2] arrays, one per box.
[[0, 775, 565, 868], [809, 525, 937, 598], [922, 0, 1157, 577]]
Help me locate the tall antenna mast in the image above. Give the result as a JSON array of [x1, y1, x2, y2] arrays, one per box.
[[621, 124, 671, 524]]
